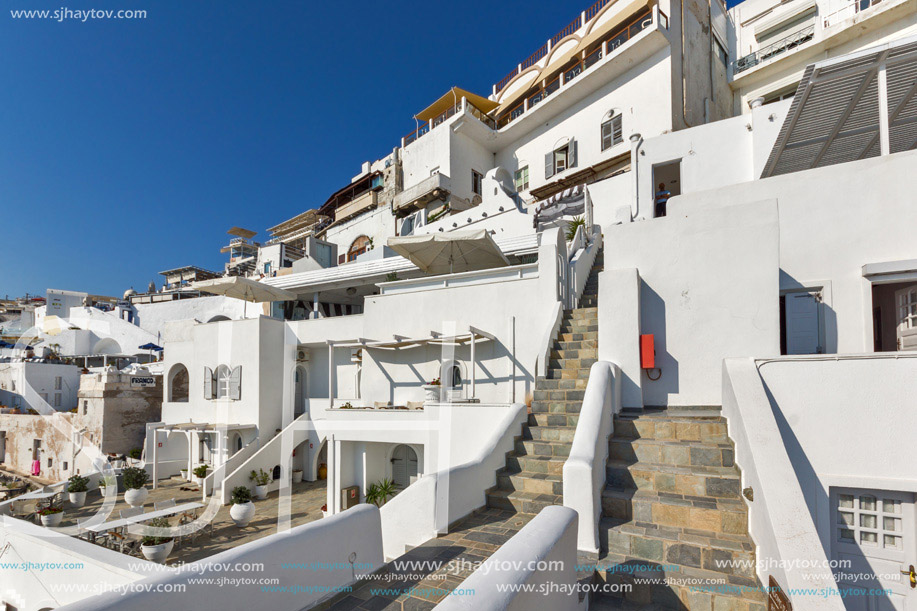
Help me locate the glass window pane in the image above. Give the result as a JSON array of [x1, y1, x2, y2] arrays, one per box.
[[884, 517, 900, 532], [860, 531, 877, 545], [839, 494, 854, 508], [839, 529, 855, 542], [884, 535, 902, 550], [883, 499, 901, 514], [838, 511, 854, 526], [860, 514, 877, 528], [859, 496, 876, 511]]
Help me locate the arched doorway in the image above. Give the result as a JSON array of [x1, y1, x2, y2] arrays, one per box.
[[391, 444, 418, 488], [229, 432, 243, 456], [441, 360, 465, 401], [93, 338, 122, 355], [168, 364, 189, 402], [347, 235, 371, 262], [207, 315, 231, 323], [294, 366, 307, 417]]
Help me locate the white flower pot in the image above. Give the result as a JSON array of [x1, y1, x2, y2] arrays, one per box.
[[141, 539, 174, 563], [180, 470, 188, 480], [292, 470, 303, 483], [124, 486, 148, 507], [69, 491, 87, 507], [253, 485, 268, 500], [195, 477, 205, 488], [229, 501, 255, 527], [422, 385, 441, 402], [40, 512, 63, 527]]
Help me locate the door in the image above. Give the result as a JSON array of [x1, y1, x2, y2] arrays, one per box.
[[294, 367, 307, 417], [391, 445, 418, 488], [832, 488, 917, 610], [895, 285, 917, 351], [784, 291, 822, 354]]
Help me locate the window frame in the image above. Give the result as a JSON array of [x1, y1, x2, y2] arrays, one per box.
[[601, 114, 623, 151], [514, 166, 530, 192], [472, 170, 483, 196]]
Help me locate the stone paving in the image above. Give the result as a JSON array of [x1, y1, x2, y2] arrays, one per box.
[[22, 475, 327, 564], [315, 508, 537, 611]]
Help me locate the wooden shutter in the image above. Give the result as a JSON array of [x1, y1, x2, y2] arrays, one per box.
[[229, 366, 242, 400], [569, 139, 578, 168], [392, 446, 407, 487], [544, 151, 554, 179], [203, 367, 214, 399]]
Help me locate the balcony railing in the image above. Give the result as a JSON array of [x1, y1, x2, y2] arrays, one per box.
[[733, 24, 815, 74], [496, 8, 658, 129], [402, 99, 496, 147], [823, 0, 883, 28]]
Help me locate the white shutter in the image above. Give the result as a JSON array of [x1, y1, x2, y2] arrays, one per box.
[[203, 367, 214, 399], [544, 151, 555, 179], [229, 366, 242, 400], [569, 139, 578, 168]]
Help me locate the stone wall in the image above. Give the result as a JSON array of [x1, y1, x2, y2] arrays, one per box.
[[78, 372, 163, 455]]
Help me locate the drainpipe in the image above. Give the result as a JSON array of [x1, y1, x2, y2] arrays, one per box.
[[629, 133, 644, 220]]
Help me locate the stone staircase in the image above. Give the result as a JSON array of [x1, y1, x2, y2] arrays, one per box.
[[485, 249, 604, 515], [592, 407, 766, 610]]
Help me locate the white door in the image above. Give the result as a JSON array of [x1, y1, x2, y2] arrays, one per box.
[[391, 445, 418, 488], [895, 286, 917, 351], [785, 291, 822, 354], [832, 488, 917, 609]]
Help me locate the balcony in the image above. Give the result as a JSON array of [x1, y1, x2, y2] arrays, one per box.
[[823, 0, 885, 28], [334, 189, 378, 223], [402, 96, 497, 148], [733, 25, 815, 74], [393, 172, 451, 214]]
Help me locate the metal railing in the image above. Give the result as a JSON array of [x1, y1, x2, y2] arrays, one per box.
[[552, 15, 583, 46], [402, 100, 496, 147], [823, 0, 883, 28], [733, 24, 815, 74]]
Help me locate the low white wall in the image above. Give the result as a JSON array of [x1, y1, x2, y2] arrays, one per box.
[[379, 403, 527, 559], [56, 504, 385, 611], [563, 361, 621, 553], [598, 268, 642, 407], [434, 505, 580, 611], [722, 358, 844, 609]]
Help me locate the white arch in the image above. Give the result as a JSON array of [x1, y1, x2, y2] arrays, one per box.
[[167, 363, 190, 403], [93, 337, 122, 355]]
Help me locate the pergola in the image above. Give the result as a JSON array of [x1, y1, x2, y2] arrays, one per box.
[[325, 326, 498, 408], [149, 421, 257, 500]]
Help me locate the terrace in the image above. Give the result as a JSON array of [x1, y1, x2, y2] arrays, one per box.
[[400, 87, 498, 148]]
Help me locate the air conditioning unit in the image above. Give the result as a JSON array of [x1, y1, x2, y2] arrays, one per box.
[[296, 347, 310, 362], [341, 485, 360, 510]]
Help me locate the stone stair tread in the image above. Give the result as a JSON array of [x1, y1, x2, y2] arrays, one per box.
[[595, 551, 764, 591], [610, 437, 733, 450], [606, 459, 740, 479], [486, 487, 562, 504], [498, 468, 563, 481], [616, 411, 726, 423], [620, 407, 722, 418], [601, 487, 748, 511], [600, 517, 754, 552]]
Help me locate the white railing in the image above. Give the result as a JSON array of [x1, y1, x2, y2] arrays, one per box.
[[378, 263, 538, 296], [722, 358, 844, 609], [567, 230, 602, 309], [823, 0, 882, 28], [535, 301, 564, 379], [562, 361, 621, 553]]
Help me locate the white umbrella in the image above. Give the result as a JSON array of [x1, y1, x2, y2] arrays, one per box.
[[387, 229, 510, 275], [191, 276, 298, 303]]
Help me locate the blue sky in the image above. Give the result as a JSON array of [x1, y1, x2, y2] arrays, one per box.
[[1, 0, 742, 298]]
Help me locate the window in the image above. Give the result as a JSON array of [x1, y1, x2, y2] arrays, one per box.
[[713, 38, 728, 66], [514, 166, 530, 192], [215, 365, 233, 399], [10, 381, 14, 392], [53, 393, 61, 408], [54, 376, 62, 390], [347, 235, 371, 262], [545, 140, 577, 179], [83, 400, 88, 415], [472, 170, 483, 196], [601, 115, 623, 151]]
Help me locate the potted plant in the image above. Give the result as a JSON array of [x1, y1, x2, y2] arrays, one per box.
[[140, 517, 174, 563], [37, 504, 64, 527], [249, 468, 271, 500], [67, 474, 89, 507], [123, 466, 149, 507], [365, 478, 397, 507], [292, 468, 303, 483], [179, 467, 189, 480], [192, 464, 209, 487], [99, 473, 118, 496], [422, 377, 441, 402], [229, 485, 255, 527]]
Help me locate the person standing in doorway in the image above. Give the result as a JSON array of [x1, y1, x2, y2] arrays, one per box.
[[654, 183, 671, 217]]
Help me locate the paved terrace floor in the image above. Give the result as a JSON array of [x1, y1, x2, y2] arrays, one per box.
[[315, 508, 537, 611], [24, 476, 326, 564]]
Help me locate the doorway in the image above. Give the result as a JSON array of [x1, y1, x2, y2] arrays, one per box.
[[391, 445, 418, 488], [652, 160, 681, 218], [780, 290, 823, 355], [831, 488, 917, 609], [871, 282, 917, 352], [294, 366, 307, 417]]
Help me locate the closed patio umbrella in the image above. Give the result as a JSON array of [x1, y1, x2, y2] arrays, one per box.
[[191, 276, 298, 303], [387, 229, 509, 275]]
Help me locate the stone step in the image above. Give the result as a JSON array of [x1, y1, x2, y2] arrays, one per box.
[[565, 307, 598, 320], [559, 322, 599, 334], [609, 438, 735, 469], [552, 339, 598, 351], [544, 367, 592, 381], [496, 469, 564, 495], [534, 389, 586, 403], [550, 348, 598, 360], [506, 453, 566, 476], [549, 357, 598, 370], [486, 487, 562, 514], [622, 406, 722, 416], [529, 412, 579, 427], [523, 424, 577, 443], [536, 377, 588, 390], [605, 459, 741, 499], [599, 517, 757, 580], [600, 488, 748, 536], [531, 399, 583, 415], [614, 415, 729, 444], [515, 437, 571, 458], [558, 331, 599, 342]]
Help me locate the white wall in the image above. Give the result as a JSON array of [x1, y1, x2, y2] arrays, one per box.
[[0, 361, 81, 413], [322, 206, 396, 264], [134, 295, 250, 334]]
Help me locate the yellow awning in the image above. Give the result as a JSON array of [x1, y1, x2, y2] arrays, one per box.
[[415, 87, 499, 121]]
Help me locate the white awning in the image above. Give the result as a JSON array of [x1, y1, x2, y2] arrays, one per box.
[[386, 229, 509, 275], [762, 34, 917, 178], [192, 276, 297, 303]]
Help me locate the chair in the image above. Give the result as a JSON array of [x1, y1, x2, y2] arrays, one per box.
[[10, 499, 33, 521], [154, 499, 176, 511], [120, 507, 143, 520], [406, 401, 425, 410], [374, 401, 391, 409]]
